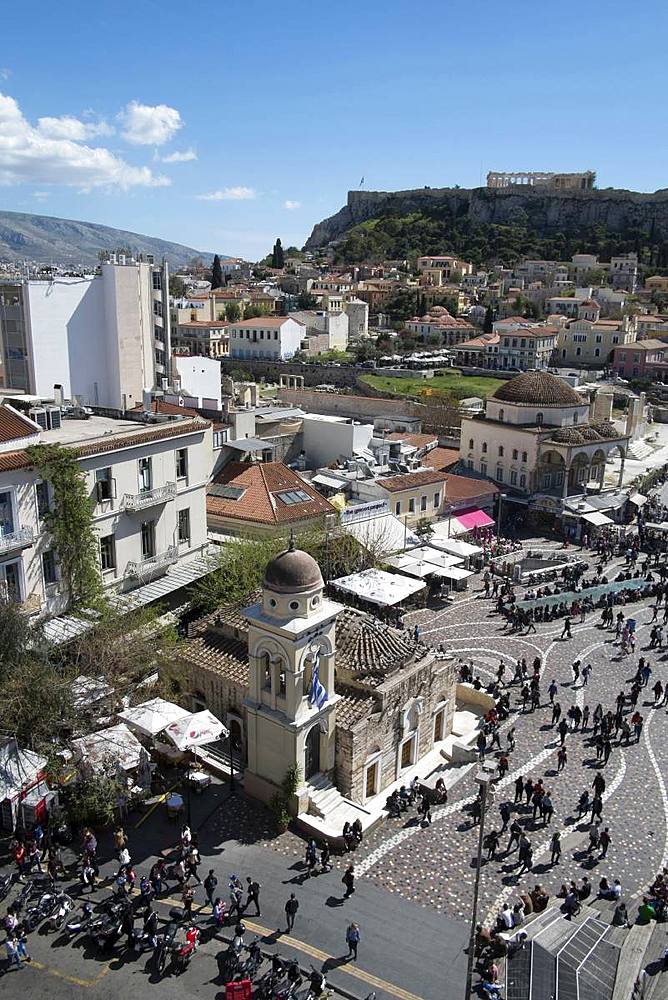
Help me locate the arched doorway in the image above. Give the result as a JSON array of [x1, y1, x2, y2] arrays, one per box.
[[304, 725, 321, 779]]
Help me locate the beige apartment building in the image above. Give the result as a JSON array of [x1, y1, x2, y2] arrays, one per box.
[[557, 316, 636, 367]]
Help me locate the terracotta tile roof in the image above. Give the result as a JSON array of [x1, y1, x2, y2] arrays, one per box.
[[0, 404, 39, 444], [176, 320, 230, 329], [0, 449, 30, 471], [336, 690, 376, 728], [421, 447, 459, 471], [632, 339, 666, 351], [387, 432, 438, 450], [443, 472, 499, 501], [181, 630, 249, 687], [375, 470, 448, 493], [131, 400, 200, 418], [335, 607, 423, 685], [75, 420, 209, 459], [207, 461, 336, 525], [458, 333, 500, 349]]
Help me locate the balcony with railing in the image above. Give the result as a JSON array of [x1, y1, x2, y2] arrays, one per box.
[[122, 483, 176, 512], [125, 545, 178, 580], [0, 525, 34, 554]]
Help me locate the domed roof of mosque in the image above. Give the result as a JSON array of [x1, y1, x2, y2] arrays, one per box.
[[492, 371, 584, 407], [550, 427, 586, 445], [263, 540, 323, 593]]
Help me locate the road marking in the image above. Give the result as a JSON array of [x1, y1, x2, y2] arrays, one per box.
[[643, 710, 668, 871], [154, 897, 422, 1000], [134, 783, 179, 829], [28, 958, 111, 989]]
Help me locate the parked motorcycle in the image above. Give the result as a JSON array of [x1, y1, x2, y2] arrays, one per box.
[[153, 922, 178, 976], [0, 872, 15, 902], [45, 891, 75, 931], [89, 900, 124, 950], [65, 902, 95, 938], [24, 890, 59, 931], [238, 937, 263, 979]]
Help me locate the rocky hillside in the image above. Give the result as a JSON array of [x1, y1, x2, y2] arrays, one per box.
[[0, 210, 214, 268], [306, 186, 668, 266]]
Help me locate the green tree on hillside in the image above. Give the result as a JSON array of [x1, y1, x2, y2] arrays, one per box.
[[271, 239, 285, 269], [212, 254, 224, 289]]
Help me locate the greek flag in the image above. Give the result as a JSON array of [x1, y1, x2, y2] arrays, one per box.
[[308, 649, 328, 709]]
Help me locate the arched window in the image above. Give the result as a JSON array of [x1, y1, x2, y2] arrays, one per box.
[[482, 442, 487, 454], [303, 656, 313, 697], [498, 409, 504, 422], [573, 412, 579, 424], [259, 652, 271, 691], [468, 438, 474, 450], [536, 412, 544, 426], [498, 445, 504, 457]]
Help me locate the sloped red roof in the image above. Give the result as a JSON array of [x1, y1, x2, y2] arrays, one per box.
[[0, 404, 39, 444], [442, 472, 499, 502], [421, 447, 460, 471], [387, 432, 438, 450], [375, 470, 448, 493], [131, 399, 200, 418], [207, 461, 335, 525]]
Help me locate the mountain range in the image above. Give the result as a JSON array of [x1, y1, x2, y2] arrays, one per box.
[[0, 210, 215, 268]]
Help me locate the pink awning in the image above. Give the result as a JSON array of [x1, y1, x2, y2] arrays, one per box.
[[455, 509, 495, 531]]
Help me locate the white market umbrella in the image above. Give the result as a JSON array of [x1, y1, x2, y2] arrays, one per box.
[[118, 698, 191, 738], [163, 710, 229, 751]]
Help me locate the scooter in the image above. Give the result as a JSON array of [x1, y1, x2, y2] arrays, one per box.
[[45, 891, 75, 931], [65, 902, 95, 938], [172, 926, 199, 975]]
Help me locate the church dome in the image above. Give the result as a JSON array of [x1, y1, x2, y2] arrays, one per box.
[[550, 427, 586, 444], [263, 542, 323, 594], [492, 371, 584, 407]]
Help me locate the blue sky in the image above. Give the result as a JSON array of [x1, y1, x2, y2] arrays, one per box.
[[1, 0, 666, 260]]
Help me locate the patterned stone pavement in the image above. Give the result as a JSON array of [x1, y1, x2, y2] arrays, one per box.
[[344, 559, 668, 923]]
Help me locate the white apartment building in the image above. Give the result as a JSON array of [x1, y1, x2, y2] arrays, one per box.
[[0, 256, 171, 410], [289, 310, 349, 353], [228, 316, 304, 360], [492, 318, 558, 370], [0, 401, 211, 621]]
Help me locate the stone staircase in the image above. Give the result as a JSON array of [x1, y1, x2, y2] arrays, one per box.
[[297, 774, 373, 842], [305, 773, 348, 820]]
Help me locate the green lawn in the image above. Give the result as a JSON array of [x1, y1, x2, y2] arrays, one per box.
[[361, 370, 503, 400]]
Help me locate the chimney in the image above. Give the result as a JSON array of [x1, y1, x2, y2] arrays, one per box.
[[53, 384, 64, 406]]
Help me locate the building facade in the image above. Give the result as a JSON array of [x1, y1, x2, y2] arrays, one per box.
[[228, 316, 305, 360], [0, 257, 171, 410], [0, 402, 211, 618]]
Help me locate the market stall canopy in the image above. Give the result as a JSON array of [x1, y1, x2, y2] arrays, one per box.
[[439, 566, 474, 580], [163, 710, 229, 752], [405, 545, 464, 570], [428, 517, 467, 539], [432, 537, 482, 558], [332, 568, 426, 607], [628, 492, 648, 507], [341, 510, 419, 556], [581, 511, 614, 527], [118, 698, 191, 738], [0, 739, 46, 800], [455, 509, 495, 532], [71, 675, 114, 710], [71, 723, 144, 773]]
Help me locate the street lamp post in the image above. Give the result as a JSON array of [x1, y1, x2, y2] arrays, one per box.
[[229, 733, 236, 794], [464, 765, 496, 999]]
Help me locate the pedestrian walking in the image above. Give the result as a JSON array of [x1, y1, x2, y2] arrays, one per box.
[[552, 702, 562, 726], [582, 705, 590, 731], [477, 731, 487, 761], [572, 660, 581, 685], [591, 795, 603, 823], [507, 726, 516, 752], [557, 747, 567, 772], [600, 827, 612, 859], [542, 793, 554, 825], [550, 831, 562, 865], [245, 876, 261, 916], [582, 663, 592, 686], [346, 922, 360, 960], [285, 893, 299, 932], [514, 775, 524, 804], [499, 801, 511, 832], [342, 864, 355, 899], [558, 718, 568, 746], [561, 617, 572, 640], [182, 882, 194, 918], [485, 829, 501, 861], [507, 819, 522, 853], [204, 869, 218, 907], [498, 755, 509, 779], [548, 679, 558, 704]]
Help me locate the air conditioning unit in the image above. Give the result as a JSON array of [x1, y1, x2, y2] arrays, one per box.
[[29, 407, 61, 431]]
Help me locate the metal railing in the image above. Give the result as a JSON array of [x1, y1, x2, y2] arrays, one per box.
[[122, 482, 176, 511], [125, 545, 178, 579], [0, 525, 34, 553]]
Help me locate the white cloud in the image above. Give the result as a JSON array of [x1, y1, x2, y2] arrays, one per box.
[[0, 69, 10, 82], [162, 147, 197, 163], [284, 199, 301, 210], [37, 115, 114, 141], [119, 100, 183, 146], [196, 186, 256, 201], [0, 92, 170, 190], [32, 191, 49, 199]]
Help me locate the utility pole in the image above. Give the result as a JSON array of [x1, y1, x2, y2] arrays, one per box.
[[464, 766, 495, 998]]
